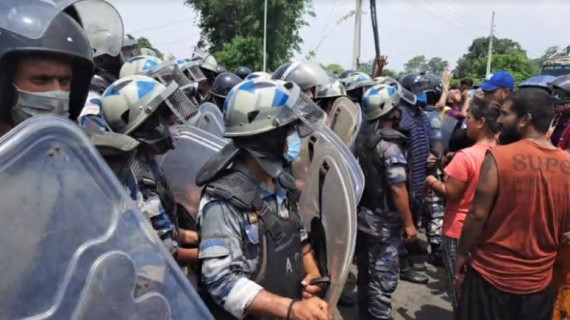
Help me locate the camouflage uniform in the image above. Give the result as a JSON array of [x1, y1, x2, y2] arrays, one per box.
[[423, 162, 445, 248], [422, 107, 445, 248], [197, 162, 308, 319], [356, 133, 408, 320]]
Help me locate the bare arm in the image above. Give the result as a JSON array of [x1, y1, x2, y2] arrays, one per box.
[[179, 228, 199, 246], [247, 291, 293, 318], [177, 248, 198, 264], [372, 55, 388, 78], [426, 175, 469, 202], [458, 90, 470, 118], [456, 153, 499, 257]]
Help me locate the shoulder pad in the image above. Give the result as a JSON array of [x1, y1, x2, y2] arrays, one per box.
[[203, 171, 261, 211], [377, 128, 408, 144]]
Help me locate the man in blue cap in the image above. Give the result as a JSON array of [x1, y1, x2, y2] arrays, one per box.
[[481, 71, 515, 104]]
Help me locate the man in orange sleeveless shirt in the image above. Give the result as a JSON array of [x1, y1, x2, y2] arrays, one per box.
[[454, 88, 570, 320]]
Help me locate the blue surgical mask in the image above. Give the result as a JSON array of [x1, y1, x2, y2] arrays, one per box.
[[283, 131, 301, 163], [416, 92, 427, 105]]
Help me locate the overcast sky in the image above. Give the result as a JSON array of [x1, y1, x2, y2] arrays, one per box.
[[108, 0, 570, 72]]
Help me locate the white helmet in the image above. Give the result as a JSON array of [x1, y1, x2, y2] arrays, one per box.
[[120, 55, 164, 78], [200, 54, 218, 74], [101, 75, 198, 134], [344, 72, 375, 92], [361, 84, 401, 121], [315, 79, 347, 100]]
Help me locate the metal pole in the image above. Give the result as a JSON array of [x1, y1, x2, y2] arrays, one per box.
[[370, 0, 381, 75], [486, 11, 495, 77], [352, 0, 362, 70], [263, 0, 268, 72]]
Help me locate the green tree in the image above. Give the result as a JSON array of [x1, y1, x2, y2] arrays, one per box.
[[137, 37, 152, 48], [456, 36, 525, 78], [357, 60, 374, 76], [321, 63, 344, 76], [427, 57, 449, 74], [214, 36, 263, 71], [382, 69, 398, 78], [404, 55, 428, 74], [185, 0, 313, 71]]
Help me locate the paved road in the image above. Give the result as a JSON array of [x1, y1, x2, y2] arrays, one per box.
[[338, 237, 454, 320]]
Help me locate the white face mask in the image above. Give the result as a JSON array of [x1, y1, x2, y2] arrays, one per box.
[[12, 86, 70, 125]]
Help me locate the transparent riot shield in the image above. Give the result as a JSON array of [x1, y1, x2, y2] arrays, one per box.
[[326, 96, 362, 149], [193, 102, 225, 137], [0, 116, 213, 320], [158, 125, 229, 220]]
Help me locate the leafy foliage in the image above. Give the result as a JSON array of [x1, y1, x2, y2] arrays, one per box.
[[185, 0, 313, 71], [321, 63, 344, 76], [404, 55, 448, 74]]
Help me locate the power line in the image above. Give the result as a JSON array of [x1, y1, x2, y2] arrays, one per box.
[[317, 0, 339, 40], [129, 18, 194, 34], [438, 0, 491, 31], [403, 0, 484, 38]]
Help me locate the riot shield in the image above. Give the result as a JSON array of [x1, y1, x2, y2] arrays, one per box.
[[158, 125, 229, 220], [193, 102, 225, 137], [326, 96, 362, 148], [441, 113, 459, 149], [0, 116, 213, 320], [297, 140, 358, 308]]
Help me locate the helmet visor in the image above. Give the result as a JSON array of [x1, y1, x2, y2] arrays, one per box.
[[274, 82, 327, 138]]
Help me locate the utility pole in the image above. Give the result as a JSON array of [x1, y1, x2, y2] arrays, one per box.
[[263, 0, 268, 72], [485, 11, 495, 77], [352, 0, 363, 70]]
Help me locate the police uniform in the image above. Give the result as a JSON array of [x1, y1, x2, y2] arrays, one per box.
[[422, 106, 445, 251], [131, 156, 179, 256], [197, 160, 308, 320], [355, 123, 409, 320]]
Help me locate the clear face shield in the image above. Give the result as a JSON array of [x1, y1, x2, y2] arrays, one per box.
[[379, 77, 418, 106]]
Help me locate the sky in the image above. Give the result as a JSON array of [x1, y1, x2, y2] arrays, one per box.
[[107, 0, 570, 72]]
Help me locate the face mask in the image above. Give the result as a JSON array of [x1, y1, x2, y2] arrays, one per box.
[[416, 92, 427, 105], [12, 86, 70, 124], [283, 131, 302, 163]]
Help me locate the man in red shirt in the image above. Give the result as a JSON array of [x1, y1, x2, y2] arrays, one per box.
[[454, 88, 570, 320]]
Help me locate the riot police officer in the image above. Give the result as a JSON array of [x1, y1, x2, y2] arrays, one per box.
[[355, 84, 417, 320], [211, 72, 242, 111], [0, 0, 95, 137], [235, 66, 253, 80], [272, 61, 329, 100], [196, 79, 329, 320], [101, 75, 200, 260]]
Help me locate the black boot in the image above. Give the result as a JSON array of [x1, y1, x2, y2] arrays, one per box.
[[338, 271, 358, 306], [428, 243, 444, 268], [400, 257, 429, 284]]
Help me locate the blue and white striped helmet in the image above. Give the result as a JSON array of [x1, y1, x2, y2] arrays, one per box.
[[361, 84, 401, 121], [223, 79, 324, 137], [119, 55, 163, 78]]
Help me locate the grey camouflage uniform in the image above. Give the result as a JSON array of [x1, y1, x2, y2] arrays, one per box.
[[197, 162, 308, 319], [357, 139, 407, 320]]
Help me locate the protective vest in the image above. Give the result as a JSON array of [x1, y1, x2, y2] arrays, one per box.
[[131, 158, 179, 238], [201, 169, 304, 320], [355, 126, 408, 211]]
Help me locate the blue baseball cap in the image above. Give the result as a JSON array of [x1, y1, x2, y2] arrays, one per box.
[[480, 71, 515, 92]]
